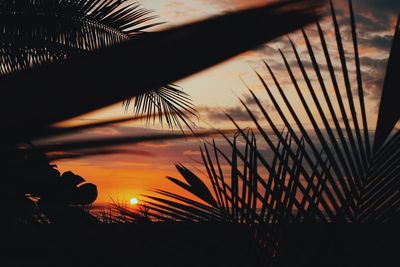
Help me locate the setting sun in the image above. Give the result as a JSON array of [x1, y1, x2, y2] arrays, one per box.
[[130, 197, 139, 205]]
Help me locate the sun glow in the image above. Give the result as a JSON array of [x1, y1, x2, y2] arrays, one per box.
[[130, 197, 139, 205]]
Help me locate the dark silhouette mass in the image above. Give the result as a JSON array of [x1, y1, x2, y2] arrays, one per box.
[[0, 0, 399, 266]]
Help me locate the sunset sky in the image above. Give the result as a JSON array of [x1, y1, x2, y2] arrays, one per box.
[[45, 0, 399, 205]]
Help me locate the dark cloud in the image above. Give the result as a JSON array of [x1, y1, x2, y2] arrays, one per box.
[[354, 0, 400, 12], [242, 94, 271, 109], [206, 106, 258, 123], [361, 56, 388, 69], [364, 35, 393, 49], [203, 94, 273, 125], [354, 13, 388, 33], [35, 125, 172, 144], [360, 56, 388, 100]]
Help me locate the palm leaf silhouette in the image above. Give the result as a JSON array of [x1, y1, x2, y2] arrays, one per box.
[[0, 0, 324, 140], [373, 15, 400, 152], [121, 1, 400, 265], [0, 0, 195, 131]]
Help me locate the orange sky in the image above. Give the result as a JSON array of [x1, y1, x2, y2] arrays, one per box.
[[47, 0, 399, 205]]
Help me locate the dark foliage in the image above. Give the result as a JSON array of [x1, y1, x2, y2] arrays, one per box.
[[0, 0, 196, 130], [1, 143, 98, 224]]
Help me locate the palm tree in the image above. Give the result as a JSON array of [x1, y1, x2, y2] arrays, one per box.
[[127, 0, 400, 265]]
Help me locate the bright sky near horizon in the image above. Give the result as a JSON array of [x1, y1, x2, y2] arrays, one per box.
[[51, 0, 399, 205]]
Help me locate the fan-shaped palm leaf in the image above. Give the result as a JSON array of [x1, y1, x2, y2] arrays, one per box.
[[129, 0, 399, 265]]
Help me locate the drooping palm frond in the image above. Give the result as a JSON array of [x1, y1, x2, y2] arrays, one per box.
[[0, 0, 325, 137], [0, 0, 195, 130], [125, 0, 400, 265], [0, 0, 162, 75], [122, 84, 197, 132], [0, 0, 158, 72]]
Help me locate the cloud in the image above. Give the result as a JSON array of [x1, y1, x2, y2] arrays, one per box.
[[364, 35, 394, 50], [360, 56, 388, 100], [200, 0, 269, 10], [354, 0, 400, 12], [352, 0, 399, 36], [206, 106, 262, 123]]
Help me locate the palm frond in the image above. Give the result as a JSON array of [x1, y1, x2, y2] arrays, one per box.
[[131, 0, 400, 264], [373, 14, 400, 153], [329, 1, 368, 172], [0, 0, 196, 131], [0, 0, 159, 74], [0, 0, 324, 136], [348, 0, 371, 162], [122, 84, 197, 131]]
